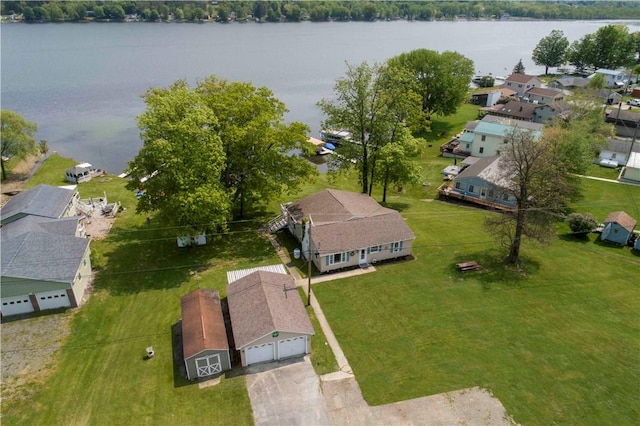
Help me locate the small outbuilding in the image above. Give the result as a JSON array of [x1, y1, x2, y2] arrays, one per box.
[[181, 289, 231, 380], [601, 211, 637, 245], [227, 270, 314, 367]]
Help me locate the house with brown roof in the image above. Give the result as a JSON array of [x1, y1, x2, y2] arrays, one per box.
[[548, 76, 589, 91], [502, 73, 542, 98], [279, 189, 415, 273], [524, 87, 565, 105], [227, 270, 314, 367], [483, 100, 540, 122], [181, 289, 230, 380], [471, 88, 517, 107], [600, 211, 637, 245]]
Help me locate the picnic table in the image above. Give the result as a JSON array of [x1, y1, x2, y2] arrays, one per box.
[[456, 261, 482, 271]]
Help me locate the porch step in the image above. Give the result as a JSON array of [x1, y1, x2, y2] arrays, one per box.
[[267, 214, 287, 233]]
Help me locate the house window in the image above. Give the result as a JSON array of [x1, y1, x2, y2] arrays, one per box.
[[479, 147, 484, 154], [612, 153, 617, 159], [468, 185, 475, 193], [391, 241, 403, 253], [481, 135, 486, 142], [488, 189, 495, 198], [368, 246, 381, 254], [455, 181, 462, 190], [466, 144, 470, 150], [326, 252, 348, 266]]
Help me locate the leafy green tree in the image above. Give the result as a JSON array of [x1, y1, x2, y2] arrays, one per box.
[[0, 110, 38, 181], [93, 5, 105, 20], [591, 24, 636, 70], [567, 35, 595, 74], [318, 61, 422, 195], [22, 6, 35, 21], [38, 140, 49, 156], [478, 76, 495, 88], [125, 81, 230, 236], [567, 213, 598, 236], [532, 30, 570, 75], [195, 76, 317, 217], [387, 49, 474, 121], [374, 128, 423, 202], [513, 58, 526, 74], [587, 73, 606, 90], [485, 128, 574, 265], [45, 2, 64, 21]]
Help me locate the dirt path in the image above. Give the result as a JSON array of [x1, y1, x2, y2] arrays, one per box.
[[1, 154, 42, 207]]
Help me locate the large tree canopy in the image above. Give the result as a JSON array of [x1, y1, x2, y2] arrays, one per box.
[[126, 77, 316, 235], [0, 110, 37, 181], [318, 61, 422, 195], [387, 49, 474, 120], [568, 24, 636, 72], [485, 128, 575, 264], [195, 76, 316, 217], [532, 30, 569, 75]]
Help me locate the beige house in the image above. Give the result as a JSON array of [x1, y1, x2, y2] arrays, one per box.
[[280, 189, 415, 273], [502, 73, 542, 98]]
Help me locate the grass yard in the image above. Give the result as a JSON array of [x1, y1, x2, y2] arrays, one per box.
[[313, 192, 640, 425]]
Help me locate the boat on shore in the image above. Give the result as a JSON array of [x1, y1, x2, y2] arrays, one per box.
[[320, 129, 352, 146]]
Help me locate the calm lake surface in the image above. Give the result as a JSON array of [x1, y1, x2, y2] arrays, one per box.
[[2, 20, 640, 173]]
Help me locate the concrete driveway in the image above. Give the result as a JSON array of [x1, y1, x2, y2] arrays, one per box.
[[245, 357, 330, 426]]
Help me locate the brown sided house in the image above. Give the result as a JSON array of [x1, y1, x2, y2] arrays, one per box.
[[279, 189, 415, 273], [181, 289, 231, 380], [227, 271, 314, 367]]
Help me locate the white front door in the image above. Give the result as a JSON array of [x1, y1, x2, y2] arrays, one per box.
[[245, 342, 275, 365], [36, 290, 71, 310], [1, 295, 35, 316], [359, 249, 367, 265], [195, 354, 222, 377], [278, 336, 306, 359]]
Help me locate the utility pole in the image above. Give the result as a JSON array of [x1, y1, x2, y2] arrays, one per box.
[[306, 216, 312, 306]]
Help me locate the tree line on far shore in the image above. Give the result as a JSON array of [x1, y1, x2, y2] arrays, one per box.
[[2, 1, 640, 24]]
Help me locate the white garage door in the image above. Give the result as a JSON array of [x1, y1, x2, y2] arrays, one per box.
[[36, 290, 71, 310], [245, 342, 275, 365], [278, 336, 307, 359], [195, 354, 221, 377], [1, 296, 35, 316]]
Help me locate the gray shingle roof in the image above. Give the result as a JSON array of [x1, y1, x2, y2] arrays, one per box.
[[227, 271, 314, 349], [526, 87, 564, 98], [1, 216, 80, 241], [1, 232, 89, 283], [285, 189, 415, 252], [1, 184, 75, 224]]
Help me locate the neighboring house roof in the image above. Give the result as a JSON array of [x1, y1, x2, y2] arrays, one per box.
[[605, 138, 640, 154], [473, 119, 542, 139], [525, 87, 564, 98], [455, 155, 511, 187], [0, 215, 80, 241], [285, 189, 415, 253], [181, 289, 229, 359], [628, 151, 640, 169], [504, 73, 539, 84], [603, 211, 637, 233], [606, 109, 640, 124], [0, 184, 75, 224], [593, 69, 624, 76], [227, 270, 314, 349], [480, 115, 545, 130], [1, 232, 89, 282], [550, 76, 589, 88], [485, 100, 540, 120], [597, 90, 623, 100]]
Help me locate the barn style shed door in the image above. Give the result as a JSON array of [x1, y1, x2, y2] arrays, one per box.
[[195, 354, 222, 377]]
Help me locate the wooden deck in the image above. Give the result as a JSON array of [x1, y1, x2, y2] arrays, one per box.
[[307, 136, 324, 147]]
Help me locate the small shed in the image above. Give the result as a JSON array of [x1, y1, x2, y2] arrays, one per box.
[[181, 289, 231, 380], [601, 211, 637, 245], [65, 164, 92, 184], [621, 152, 640, 183]]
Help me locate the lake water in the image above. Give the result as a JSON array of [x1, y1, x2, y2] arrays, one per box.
[[2, 20, 640, 174]]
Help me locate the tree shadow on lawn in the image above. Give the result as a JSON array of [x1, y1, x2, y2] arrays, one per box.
[[380, 201, 411, 212], [93, 221, 276, 296], [558, 233, 594, 244], [452, 249, 541, 291]]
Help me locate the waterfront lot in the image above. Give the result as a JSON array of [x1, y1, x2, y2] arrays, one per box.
[[2, 120, 639, 425]]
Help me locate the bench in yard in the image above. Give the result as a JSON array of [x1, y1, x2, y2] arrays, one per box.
[[456, 261, 482, 272]]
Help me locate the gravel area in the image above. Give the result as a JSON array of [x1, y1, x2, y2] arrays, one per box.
[[1, 313, 74, 402]]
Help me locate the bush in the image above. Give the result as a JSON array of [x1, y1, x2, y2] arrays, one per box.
[[567, 212, 598, 235]]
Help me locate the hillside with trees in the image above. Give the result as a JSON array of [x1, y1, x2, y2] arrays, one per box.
[[2, 1, 640, 23]]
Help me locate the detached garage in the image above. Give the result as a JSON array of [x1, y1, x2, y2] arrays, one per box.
[[181, 289, 231, 380], [227, 270, 314, 367]]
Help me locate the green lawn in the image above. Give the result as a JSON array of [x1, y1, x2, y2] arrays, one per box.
[[313, 194, 640, 425], [4, 108, 640, 425]]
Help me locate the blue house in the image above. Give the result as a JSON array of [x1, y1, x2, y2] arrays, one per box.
[[440, 156, 517, 210], [601, 211, 637, 245]]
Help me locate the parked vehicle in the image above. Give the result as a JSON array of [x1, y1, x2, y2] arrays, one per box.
[[626, 98, 640, 107]]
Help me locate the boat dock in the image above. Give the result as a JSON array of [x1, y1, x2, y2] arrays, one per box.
[[307, 136, 324, 147]]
